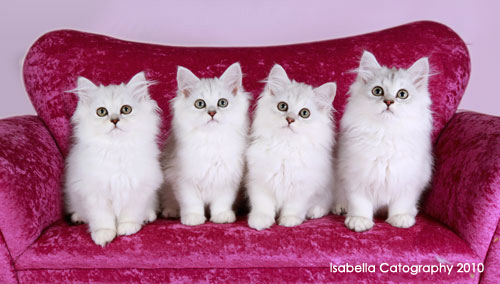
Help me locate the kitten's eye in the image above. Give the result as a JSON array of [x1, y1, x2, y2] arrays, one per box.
[[396, 89, 409, 99], [372, 86, 384, 96], [120, 105, 132, 114], [96, 107, 108, 117], [217, 98, 229, 108], [194, 99, 206, 109], [299, 108, 310, 118], [277, 102, 288, 111]]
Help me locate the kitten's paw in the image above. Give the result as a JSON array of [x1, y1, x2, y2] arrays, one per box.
[[91, 229, 116, 247], [386, 214, 415, 228], [211, 211, 236, 224], [117, 222, 142, 236], [278, 215, 304, 227], [306, 206, 329, 219], [144, 210, 157, 223], [181, 213, 206, 226], [162, 207, 180, 219], [345, 216, 374, 232], [248, 213, 275, 230], [332, 203, 347, 215], [70, 213, 84, 224]]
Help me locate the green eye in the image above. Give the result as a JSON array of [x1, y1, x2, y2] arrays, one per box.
[[194, 99, 206, 109], [396, 89, 409, 99], [372, 86, 384, 96], [218, 98, 228, 108], [299, 108, 310, 118], [96, 107, 108, 117], [277, 102, 288, 111], [120, 105, 132, 114]]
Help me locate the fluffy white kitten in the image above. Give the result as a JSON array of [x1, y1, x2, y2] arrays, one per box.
[[161, 63, 249, 226], [337, 51, 433, 232], [65, 72, 163, 246], [246, 64, 336, 230]]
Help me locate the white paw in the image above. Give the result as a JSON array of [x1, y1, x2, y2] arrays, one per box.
[[278, 215, 304, 227], [345, 216, 374, 232], [144, 210, 157, 223], [306, 206, 329, 219], [162, 207, 180, 219], [91, 229, 116, 247], [332, 203, 347, 215], [181, 213, 206, 226], [71, 213, 84, 224], [117, 222, 142, 236], [248, 213, 275, 230], [386, 214, 415, 228], [210, 210, 236, 223]]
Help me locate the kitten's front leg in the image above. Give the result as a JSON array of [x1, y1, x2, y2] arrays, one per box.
[[279, 197, 309, 227], [209, 189, 236, 224], [345, 193, 374, 232], [86, 199, 117, 247], [177, 182, 206, 226], [117, 193, 149, 236], [386, 190, 418, 229], [247, 182, 276, 230]]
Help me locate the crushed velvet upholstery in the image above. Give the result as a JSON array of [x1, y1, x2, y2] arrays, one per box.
[[0, 21, 497, 283], [424, 112, 500, 260], [0, 116, 63, 259], [0, 230, 17, 284]]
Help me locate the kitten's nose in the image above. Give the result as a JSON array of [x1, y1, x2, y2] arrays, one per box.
[[286, 117, 295, 124], [110, 118, 120, 125], [208, 111, 216, 117], [384, 99, 394, 107]]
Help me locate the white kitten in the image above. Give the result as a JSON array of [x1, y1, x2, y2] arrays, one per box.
[[65, 72, 163, 246], [246, 64, 336, 230], [161, 63, 249, 226], [337, 51, 433, 232]]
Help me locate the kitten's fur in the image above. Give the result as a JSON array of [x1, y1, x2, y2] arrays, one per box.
[[336, 51, 433, 232], [65, 72, 163, 246], [246, 64, 336, 230], [161, 63, 249, 226]]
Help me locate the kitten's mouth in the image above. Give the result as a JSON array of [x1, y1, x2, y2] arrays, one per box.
[[207, 119, 219, 124]]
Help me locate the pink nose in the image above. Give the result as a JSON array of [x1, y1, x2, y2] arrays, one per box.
[[384, 100, 394, 107], [110, 118, 119, 125], [208, 111, 216, 117], [286, 117, 295, 124]]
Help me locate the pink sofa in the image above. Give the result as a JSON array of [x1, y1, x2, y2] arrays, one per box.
[[1, 21, 499, 283]]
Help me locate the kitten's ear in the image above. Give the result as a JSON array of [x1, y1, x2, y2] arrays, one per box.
[[77, 76, 97, 90], [220, 62, 243, 96], [66, 76, 97, 103], [408, 57, 430, 90], [313, 82, 337, 112], [357, 51, 381, 83], [127, 71, 154, 99], [177, 66, 200, 97], [267, 64, 290, 96]]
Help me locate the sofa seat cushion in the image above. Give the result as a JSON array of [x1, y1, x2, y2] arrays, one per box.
[[16, 214, 479, 281]]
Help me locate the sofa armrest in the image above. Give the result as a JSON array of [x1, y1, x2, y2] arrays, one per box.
[[0, 115, 63, 259], [424, 111, 500, 261]]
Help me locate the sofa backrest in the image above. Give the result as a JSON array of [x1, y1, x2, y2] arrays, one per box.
[[23, 21, 470, 156]]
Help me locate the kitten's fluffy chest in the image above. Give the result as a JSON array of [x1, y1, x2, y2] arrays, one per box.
[[177, 127, 246, 185]]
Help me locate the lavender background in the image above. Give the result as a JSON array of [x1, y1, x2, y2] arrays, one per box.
[[1, 0, 498, 118]]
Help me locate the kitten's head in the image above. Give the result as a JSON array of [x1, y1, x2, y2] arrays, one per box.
[[349, 51, 431, 119], [70, 72, 160, 139], [171, 62, 249, 131], [255, 64, 336, 135]]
